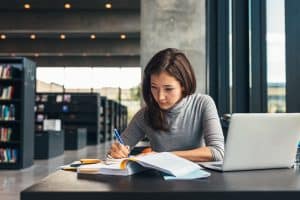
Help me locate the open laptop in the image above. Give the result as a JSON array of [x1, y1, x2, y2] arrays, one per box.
[[200, 113, 300, 172]]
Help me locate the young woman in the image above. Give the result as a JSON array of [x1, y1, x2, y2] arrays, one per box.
[[109, 48, 224, 162]]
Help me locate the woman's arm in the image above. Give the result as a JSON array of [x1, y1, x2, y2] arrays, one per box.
[[121, 109, 146, 148], [172, 146, 213, 162], [173, 95, 224, 162], [109, 108, 146, 158], [200, 95, 225, 161]]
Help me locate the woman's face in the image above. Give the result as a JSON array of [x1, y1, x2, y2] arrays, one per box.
[[150, 71, 183, 110]]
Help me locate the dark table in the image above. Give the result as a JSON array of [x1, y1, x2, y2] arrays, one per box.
[[21, 167, 300, 200]]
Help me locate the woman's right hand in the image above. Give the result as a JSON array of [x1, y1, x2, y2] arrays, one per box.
[[108, 142, 130, 159]]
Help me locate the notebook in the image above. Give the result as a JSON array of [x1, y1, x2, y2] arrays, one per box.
[[77, 152, 210, 179], [200, 113, 300, 172]]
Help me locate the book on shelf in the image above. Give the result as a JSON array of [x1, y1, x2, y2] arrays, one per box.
[[0, 147, 17, 163], [41, 95, 48, 102], [77, 152, 210, 180], [0, 86, 14, 100], [36, 114, 44, 122], [0, 104, 15, 120], [63, 94, 71, 102], [0, 127, 13, 142], [37, 104, 45, 112], [0, 64, 13, 79]]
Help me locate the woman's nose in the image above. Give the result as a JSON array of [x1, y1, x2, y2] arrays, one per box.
[[158, 90, 166, 101]]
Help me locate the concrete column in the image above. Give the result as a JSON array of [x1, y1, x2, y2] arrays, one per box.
[[141, 0, 206, 93]]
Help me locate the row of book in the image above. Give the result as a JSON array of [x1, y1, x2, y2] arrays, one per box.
[[35, 104, 45, 112], [35, 124, 43, 132], [0, 86, 14, 100], [0, 127, 13, 142], [0, 148, 17, 163], [0, 104, 16, 120], [35, 94, 48, 102], [36, 114, 46, 122], [0, 65, 14, 79], [35, 94, 72, 103]]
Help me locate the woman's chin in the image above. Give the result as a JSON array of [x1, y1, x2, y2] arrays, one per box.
[[159, 104, 171, 110]]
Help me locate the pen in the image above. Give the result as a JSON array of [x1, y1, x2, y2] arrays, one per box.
[[114, 128, 125, 145]]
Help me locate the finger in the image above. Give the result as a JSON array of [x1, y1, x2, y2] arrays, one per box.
[[116, 146, 129, 158], [111, 142, 122, 152], [120, 144, 129, 152], [113, 143, 129, 154], [111, 150, 127, 159], [110, 142, 130, 158], [120, 145, 130, 155], [108, 144, 120, 158], [110, 144, 127, 158]]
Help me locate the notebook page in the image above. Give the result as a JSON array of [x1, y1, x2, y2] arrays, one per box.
[[135, 152, 202, 177]]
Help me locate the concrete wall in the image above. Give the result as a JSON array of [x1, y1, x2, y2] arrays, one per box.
[[141, 0, 206, 93]]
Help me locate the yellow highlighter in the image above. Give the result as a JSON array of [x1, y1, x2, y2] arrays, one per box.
[[80, 158, 101, 164], [61, 166, 78, 171]]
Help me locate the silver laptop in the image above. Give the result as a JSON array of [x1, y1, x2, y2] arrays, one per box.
[[200, 113, 300, 172]]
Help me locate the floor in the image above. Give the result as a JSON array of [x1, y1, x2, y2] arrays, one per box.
[[0, 142, 112, 200]]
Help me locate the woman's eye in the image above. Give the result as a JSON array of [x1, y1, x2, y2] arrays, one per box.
[[165, 88, 174, 91]]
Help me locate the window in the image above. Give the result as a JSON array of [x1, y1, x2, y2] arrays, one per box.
[[36, 67, 142, 121], [266, 0, 286, 113]]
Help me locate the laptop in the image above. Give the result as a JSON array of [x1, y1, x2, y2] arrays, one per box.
[[200, 113, 300, 172]]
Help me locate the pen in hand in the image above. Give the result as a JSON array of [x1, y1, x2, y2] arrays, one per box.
[[110, 128, 130, 158], [114, 128, 125, 144]]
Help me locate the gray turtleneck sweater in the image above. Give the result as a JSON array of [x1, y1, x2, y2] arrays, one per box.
[[121, 93, 224, 161]]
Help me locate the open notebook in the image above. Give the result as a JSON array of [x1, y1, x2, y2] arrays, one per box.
[[77, 152, 210, 179]]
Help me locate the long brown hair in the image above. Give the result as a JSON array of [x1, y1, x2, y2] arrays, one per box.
[[142, 48, 196, 131]]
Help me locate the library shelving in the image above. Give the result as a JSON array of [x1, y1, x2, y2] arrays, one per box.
[[105, 99, 128, 141], [100, 96, 109, 143], [63, 93, 100, 146], [107, 99, 115, 141], [120, 105, 128, 132], [34, 130, 64, 159], [0, 57, 35, 169], [113, 101, 120, 132], [35, 92, 101, 149]]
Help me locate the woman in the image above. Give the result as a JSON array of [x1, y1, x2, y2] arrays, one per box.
[[109, 48, 224, 162]]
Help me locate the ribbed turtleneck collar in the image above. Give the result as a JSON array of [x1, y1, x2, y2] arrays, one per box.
[[166, 95, 189, 115]]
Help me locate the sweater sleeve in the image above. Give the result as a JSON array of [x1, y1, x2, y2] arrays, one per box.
[[120, 108, 146, 149], [201, 95, 225, 161]]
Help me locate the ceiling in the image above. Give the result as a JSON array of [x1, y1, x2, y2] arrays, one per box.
[[0, 0, 140, 11], [0, 0, 140, 67]]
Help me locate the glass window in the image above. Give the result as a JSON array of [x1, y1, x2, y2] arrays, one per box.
[[36, 67, 65, 92], [229, 0, 233, 113], [266, 0, 286, 113], [64, 67, 92, 89], [36, 66, 142, 121]]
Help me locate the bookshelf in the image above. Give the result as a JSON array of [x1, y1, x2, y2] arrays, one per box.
[[105, 99, 128, 140], [63, 93, 100, 145], [120, 105, 128, 132], [100, 96, 109, 143], [35, 92, 101, 148], [0, 57, 35, 169], [107, 99, 115, 141], [34, 130, 64, 159], [114, 101, 121, 131]]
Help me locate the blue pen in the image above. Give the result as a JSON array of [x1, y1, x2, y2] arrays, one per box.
[[113, 128, 124, 144]]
